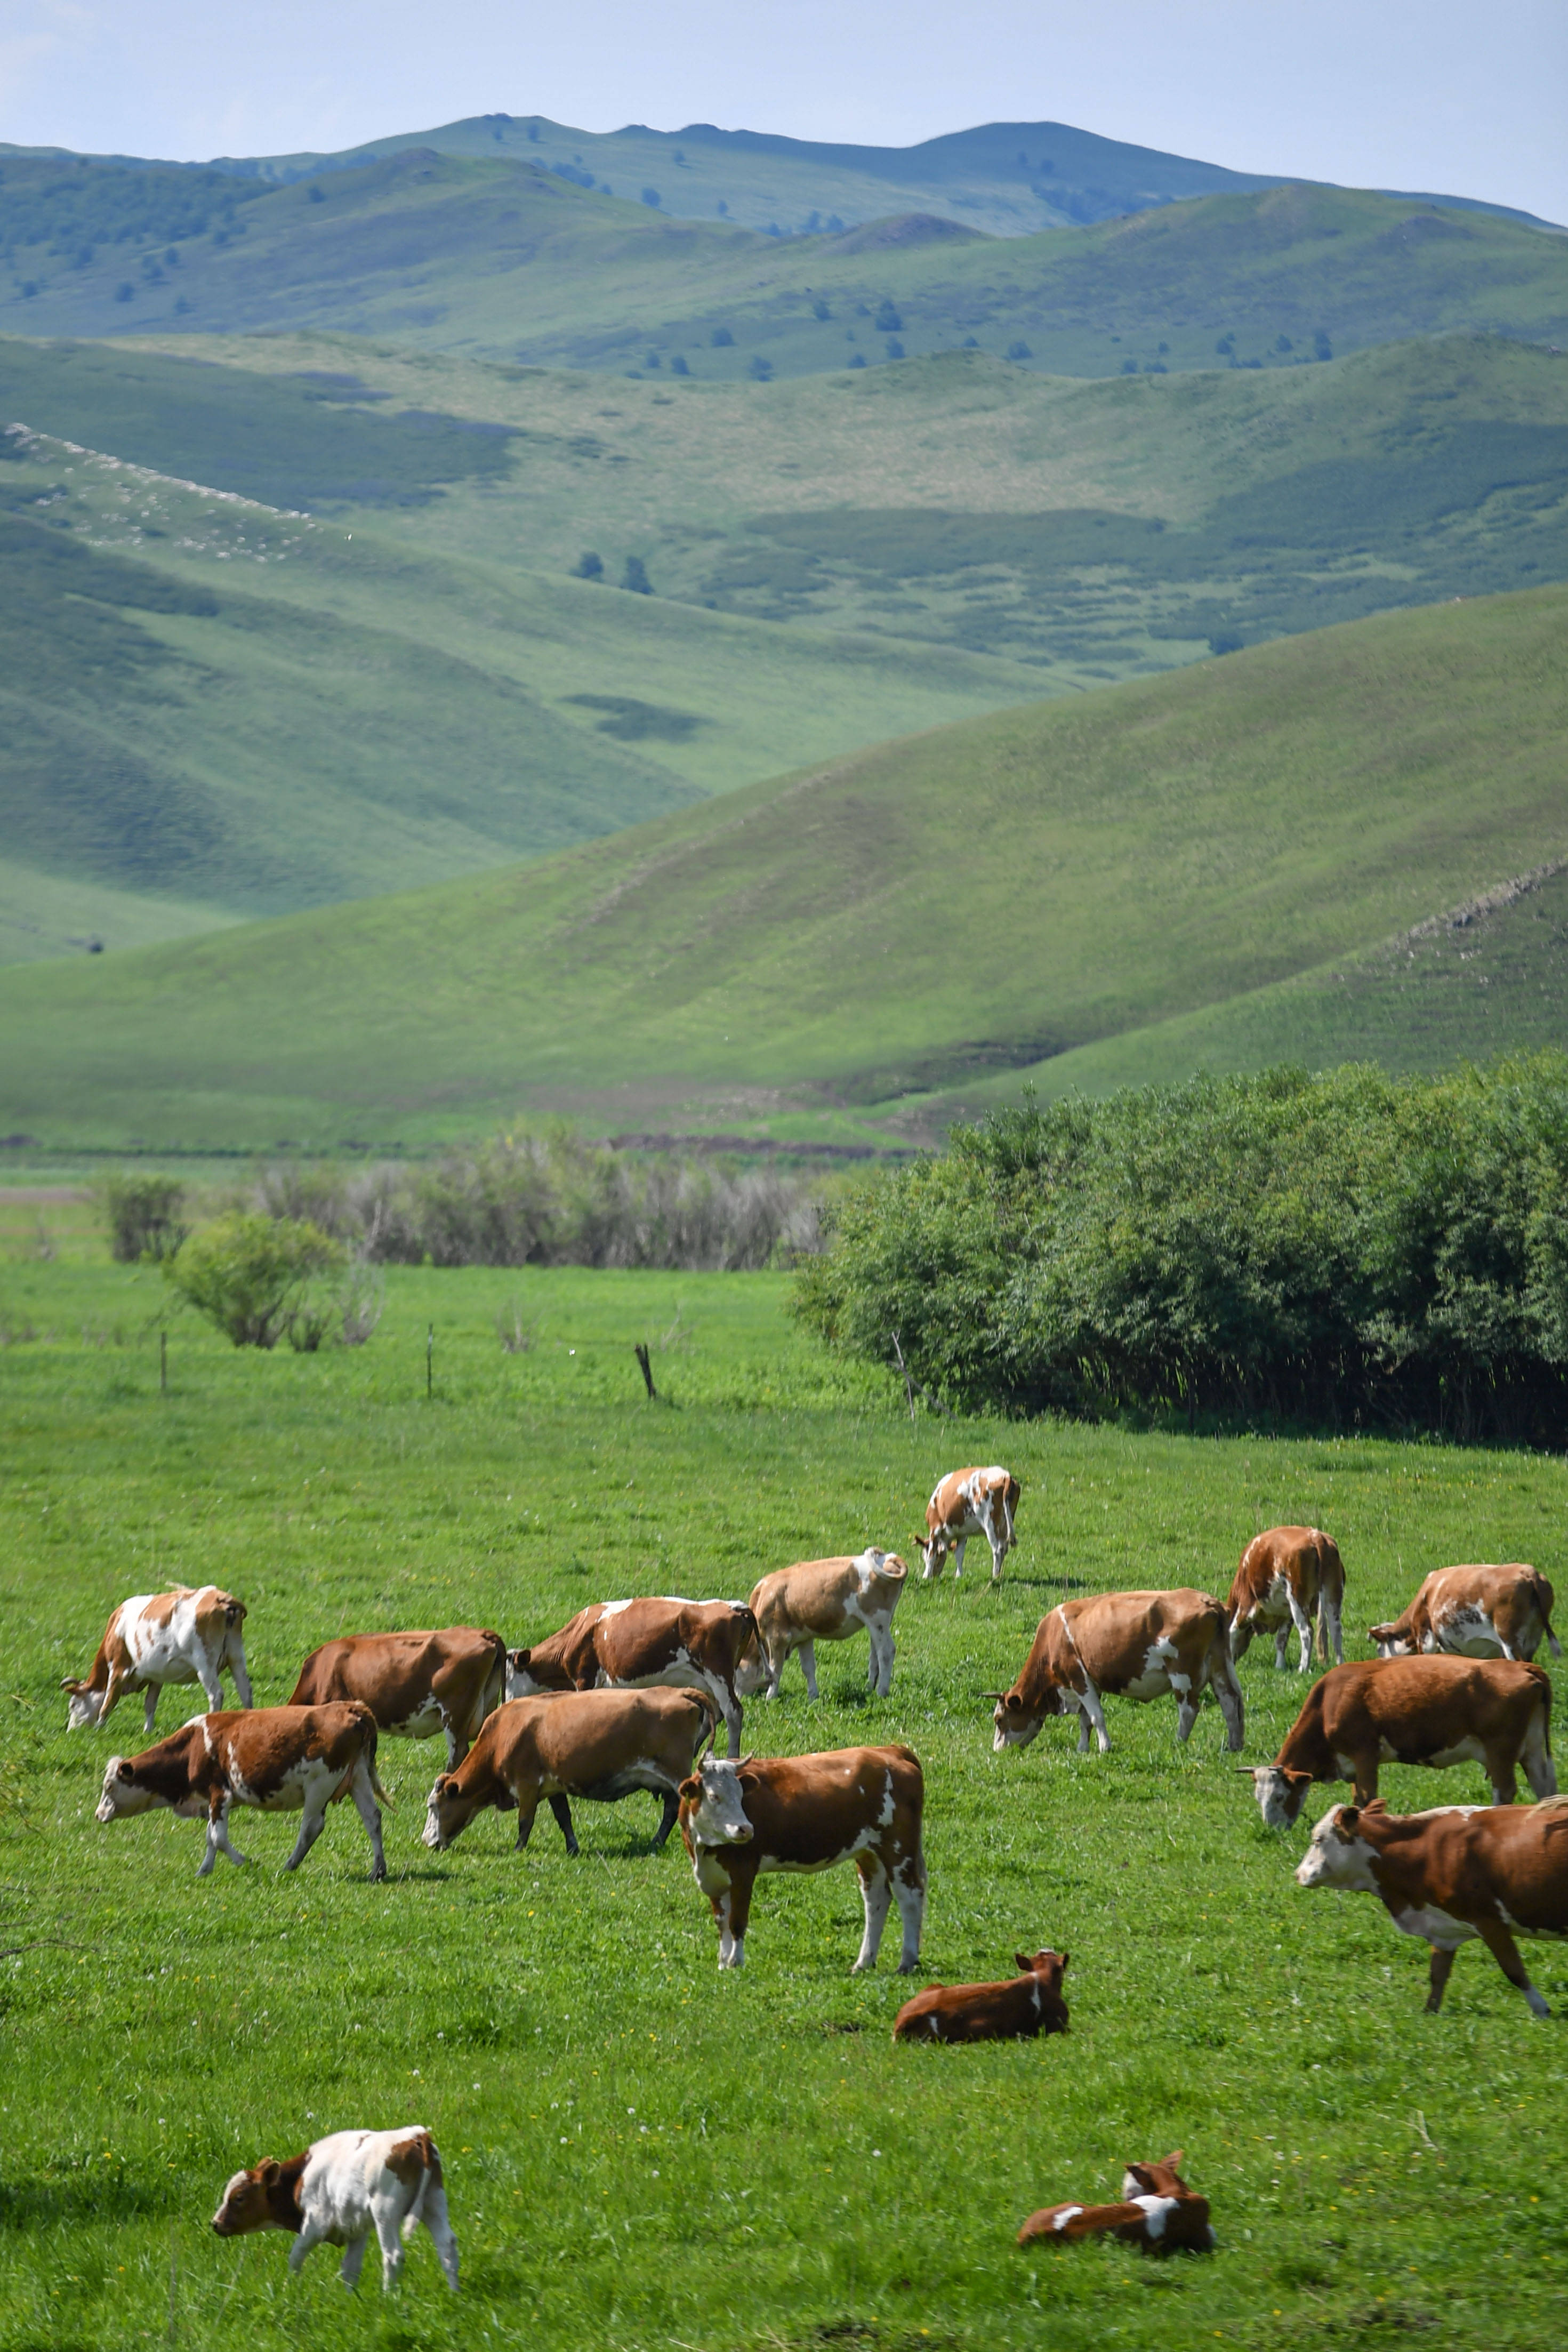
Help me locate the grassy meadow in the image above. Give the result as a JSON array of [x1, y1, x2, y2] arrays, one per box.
[[2, 1255, 1567, 2350]]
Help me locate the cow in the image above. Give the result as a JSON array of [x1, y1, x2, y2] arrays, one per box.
[[1296, 1796, 1568, 2017], [1241, 1655, 1555, 1827], [1227, 1526, 1345, 1672], [1018, 2152, 1215, 2252], [678, 1744, 926, 1973], [94, 1702, 389, 1881], [423, 1687, 715, 1857], [1370, 1564, 1562, 1665], [288, 1628, 505, 1769], [212, 2125, 458, 2293], [506, 1597, 755, 1757], [62, 1585, 252, 1732], [894, 1948, 1069, 2043], [916, 1467, 1019, 1582], [992, 1590, 1244, 1756], [736, 1550, 908, 1701]]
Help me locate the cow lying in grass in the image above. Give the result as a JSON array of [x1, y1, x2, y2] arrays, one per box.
[[993, 1590, 1244, 1756], [1242, 1655, 1555, 1827], [1227, 1525, 1345, 1671], [1370, 1564, 1562, 1665], [507, 1596, 755, 1756], [1018, 2152, 1215, 2251], [423, 1687, 715, 1856], [63, 1584, 252, 1732], [737, 1550, 908, 1701], [894, 1948, 1069, 2042], [289, 1627, 506, 1769], [213, 2126, 458, 2292]]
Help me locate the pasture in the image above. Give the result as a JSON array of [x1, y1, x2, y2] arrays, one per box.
[[2, 1259, 1566, 2349]]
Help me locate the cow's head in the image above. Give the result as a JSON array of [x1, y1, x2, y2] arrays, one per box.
[[1017, 1947, 1070, 2028], [423, 1770, 483, 1850], [504, 1648, 541, 1701], [991, 1687, 1057, 1751], [1122, 2150, 1189, 2199], [678, 1756, 754, 1848], [733, 1625, 768, 1699], [1294, 1803, 1381, 1892], [96, 1755, 159, 1823], [1368, 1621, 1412, 1658], [914, 1531, 946, 1571], [212, 2161, 292, 2237], [1239, 1763, 1315, 1828], [61, 1677, 104, 1731]]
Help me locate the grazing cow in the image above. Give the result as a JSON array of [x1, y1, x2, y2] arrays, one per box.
[[678, 1744, 926, 1973], [423, 1687, 715, 1856], [213, 2125, 458, 2292], [1018, 2152, 1215, 2251], [95, 1702, 389, 1880], [62, 1585, 252, 1732], [1296, 1795, 1568, 2017], [916, 1467, 1019, 1582], [992, 1590, 1244, 1756], [1241, 1655, 1555, 1827], [736, 1550, 908, 1701], [1370, 1564, 1562, 1665], [894, 1948, 1069, 2043], [506, 1597, 755, 1757], [1227, 1526, 1345, 1672], [289, 1628, 505, 1768]]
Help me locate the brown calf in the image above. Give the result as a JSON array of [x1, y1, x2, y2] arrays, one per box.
[[1227, 1526, 1345, 1672], [506, 1596, 755, 1756], [1370, 1564, 1562, 1664], [916, 1467, 1019, 1582], [423, 1686, 715, 1856], [993, 1590, 1244, 1756], [737, 1550, 908, 1701], [63, 1584, 252, 1732], [894, 1949, 1069, 2043], [289, 1627, 505, 1768], [1019, 2152, 1215, 2251]]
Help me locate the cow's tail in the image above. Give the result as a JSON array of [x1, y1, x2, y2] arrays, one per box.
[[360, 1708, 394, 1807], [1314, 1535, 1346, 1664], [1533, 1574, 1563, 1663], [481, 1629, 508, 1721], [400, 2132, 443, 2239], [689, 1685, 722, 1760]]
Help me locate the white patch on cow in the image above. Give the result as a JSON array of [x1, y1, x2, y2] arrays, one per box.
[[1294, 1810, 1381, 1892], [599, 1600, 635, 1618], [684, 1759, 752, 1849], [1131, 2194, 1178, 2239], [1390, 1901, 1475, 1948], [877, 1770, 895, 1829], [1051, 2206, 1083, 2232]]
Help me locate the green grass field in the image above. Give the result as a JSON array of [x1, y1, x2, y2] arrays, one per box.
[[2, 1258, 1567, 2350]]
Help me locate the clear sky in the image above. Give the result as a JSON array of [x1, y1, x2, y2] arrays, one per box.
[[3, 0, 1564, 223]]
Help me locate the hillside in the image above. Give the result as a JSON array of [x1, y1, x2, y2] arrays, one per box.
[[4, 154, 1565, 379], [1, 583, 1562, 1153]]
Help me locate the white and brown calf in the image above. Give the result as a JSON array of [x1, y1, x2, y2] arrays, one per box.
[[213, 2125, 457, 2292], [63, 1584, 253, 1732], [424, 1687, 715, 1856], [1227, 1526, 1345, 1672], [289, 1627, 506, 1768], [894, 1948, 1070, 2042], [993, 1589, 1244, 1756], [1370, 1564, 1562, 1665], [737, 1550, 908, 1701], [916, 1467, 1019, 1582], [506, 1596, 755, 1756], [95, 1702, 389, 1880], [1018, 2152, 1215, 2252], [678, 1744, 926, 1973]]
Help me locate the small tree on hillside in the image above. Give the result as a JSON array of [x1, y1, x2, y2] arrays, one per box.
[[621, 556, 653, 594], [165, 1214, 344, 1348]]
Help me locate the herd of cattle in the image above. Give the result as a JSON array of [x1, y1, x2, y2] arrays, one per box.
[[58, 1464, 1568, 2286]]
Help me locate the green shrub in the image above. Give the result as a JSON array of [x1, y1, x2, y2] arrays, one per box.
[[97, 1173, 188, 1263], [165, 1213, 344, 1348]]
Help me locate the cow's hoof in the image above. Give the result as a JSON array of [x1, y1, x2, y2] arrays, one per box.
[[369, 1865, 388, 1884]]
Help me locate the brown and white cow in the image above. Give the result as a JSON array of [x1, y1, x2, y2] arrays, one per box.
[[423, 1687, 715, 1856], [736, 1550, 908, 1701], [678, 1744, 926, 1973], [894, 1948, 1069, 2043], [1296, 1795, 1568, 2017], [1370, 1564, 1562, 1665], [1018, 2152, 1215, 2252], [62, 1585, 253, 1732], [213, 2125, 458, 2293], [289, 1628, 505, 1769], [506, 1597, 755, 1757], [1241, 1655, 1555, 1827], [992, 1590, 1244, 1756], [1227, 1526, 1345, 1672], [95, 1702, 389, 1880], [916, 1467, 1019, 1582]]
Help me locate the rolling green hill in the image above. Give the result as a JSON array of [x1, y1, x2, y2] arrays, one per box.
[[1, 582, 1562, 1153]]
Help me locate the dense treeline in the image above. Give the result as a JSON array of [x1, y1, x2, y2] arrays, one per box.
[[0, 158, 262, 262], [794, 1058, 1568, 1444]]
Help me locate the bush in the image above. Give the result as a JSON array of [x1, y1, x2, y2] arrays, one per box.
[[621, 555, 653, 593], [641, 187, 661, 208], [793, 1058, 1568, 1444], [873, 301, 902, 333], [670, 353, 689, 376], [98, 1174, 188, 1263], [884, 339, 904, 360], [710, 325, 734, 347], [1005, 340, 1031, 362], [165, 1214, 344, 1348], [574, 550, 604, 579], [748, 355, 774, 381]]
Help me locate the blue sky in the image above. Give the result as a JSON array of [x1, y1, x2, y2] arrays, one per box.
[[3, 0, 1564, 222]]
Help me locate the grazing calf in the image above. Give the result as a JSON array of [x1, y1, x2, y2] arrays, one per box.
[[1018, 2152, 1215, 2251], [737, 1550, 908, 1701], [1242, 1655, 1555, 1827], [1227, 1526, 1345, 1672], [95, 1703, 389, 1880], [290, 1627, 506, 1768], [993, 1590, 1244, 1756], [63, 1585, 252, 1732], [916, 1467, 1019, 1582], [1296, 1796, 1568, 2017], [423, 1687, 715, 1856], [1370, 1564, 1562, 1665], [213, 2125, 458, 2292], [679, 1745, 926, 1973], [894, 1948, 1069, 2043], [506, 1596, 755, 1756]]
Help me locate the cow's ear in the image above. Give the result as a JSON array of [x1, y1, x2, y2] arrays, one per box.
[[1284, 1769, 1314, 1789], [678, 1776, 700, 1801], [1059, 1950, 1069, 1973], [1015, 1953, 1033, 1974], [60, 1676, 82, 1693], [117, 1759, 135, 1781], [1163, 2148, 1184, 2170], [1004, 1692, 1023, 1712], [1337, 1806, 1360, 1835], [259, 2161, 281, 2186]]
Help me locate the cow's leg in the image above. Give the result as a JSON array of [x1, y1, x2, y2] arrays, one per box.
[[546, 1794, 578, 1856], [921, 1539, 944, 1583], [1319, 1594, 1344, 1668], [339, 2231, 369, 2291], [227, 1635, 254, 1709], [201, 1794, 251, 1875], [1227, 1617, 1253, 1665], [721, 1689, 743, 1761], [1075, 1678, 1111, 1754], [372, 2204, 406, 2291], [1174, 1685, 1200, 1743], [1425, 1945, 1458, 2012], [799, 1641, 819, 1702], [1473, 1917, 1551, 2018], [892, 1853, 926, 1973], [1522, 1707, 1557, 1801], [984, 1511, 1006, 1581], [853, 1856, 892, 1973], [1486, 1741, 1519, 1804], [718, 1867, 755, 1968], [1209, 1649, 1246, 1752], [288, 2219, 326, 2274], [762, 1639, 786, 1701], [872, 1624, 895, 1698], [652, 1790, 680, 1850], [951, 1536, 967, 1581], [510, 1791, 544, 1852], [443, 1717, 463, 1772], [196, 1652, 226, 1711], [349, 1754, 388, 1882], [142, 1685, 159, 1736], [1286, 1589, 1313, 1673], [1347, 1750, 1381, 1808], [416, 2180, 460, 2290], [284, 1801, 329, 1873]]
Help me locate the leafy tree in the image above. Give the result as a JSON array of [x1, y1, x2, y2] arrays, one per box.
[[716, 199, 728, 217], [748, 355, 774, 381], [98, 1173, 188, 1263], [574, 550, 604, 580], [1121, 357, 1138, 373], [848, 353, 867, 370], [873, 300, 902, 333], [710, 325, 734, 346], [826, 214, 844, 232], [670, 352, 689, 375], [1314, 328, 1333, 360], [645, 351, 661, 368], [307, 183, 325, 204], [1215, 333, 1235, 355], [1275, 334, 1293, 353], [961, 335, 979, 349], [884, 338, 905, 359], [641, 187, 661, 208], [811, 297, 831, 320], [1006, 340, 1032, 362], [621, 555, 653, 593], [165, 1214, 343, 1349]]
